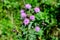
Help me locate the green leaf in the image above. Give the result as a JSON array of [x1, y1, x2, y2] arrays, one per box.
[[38, 29, 43, 37]]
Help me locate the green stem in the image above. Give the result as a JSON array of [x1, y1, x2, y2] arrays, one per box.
[[23, 0, 26, 5]]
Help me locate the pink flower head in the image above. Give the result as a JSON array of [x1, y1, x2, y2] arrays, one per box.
[[20, 9, 25, 13], [25, 4, 31, 9], [21, 13, 27, 18], [35, 26, 40, 32], [34, 7, 40, 13], [23, 18, 30, 25], [30, 15, 35, 20]]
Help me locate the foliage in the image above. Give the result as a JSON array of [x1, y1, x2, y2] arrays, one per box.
[[0, 0, 60, 40]]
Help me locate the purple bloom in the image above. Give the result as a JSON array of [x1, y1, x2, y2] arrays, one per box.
[[35, 26, 40, 32], [21, 13, 27, 18], [34, 7, 40, 13], [23, 18, 30, 25], [30, 15, 35, 20], [25, 4, 31, 9], [20, 9, 25, 13]]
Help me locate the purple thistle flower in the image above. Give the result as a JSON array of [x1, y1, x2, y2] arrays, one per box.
[[25, 4, 31, 9], [20, 9, 25, 13], [23, 18, 30, 25], [34, 7, 40, 13], [30, 15, 35, 20], [21, 13, 27, 18], [35, 26, 40, 32]]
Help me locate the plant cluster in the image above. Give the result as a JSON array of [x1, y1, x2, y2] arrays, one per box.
[[0, 0, 60, 40]]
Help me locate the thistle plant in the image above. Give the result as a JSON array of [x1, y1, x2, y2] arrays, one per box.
[[0, 0, 59, 40]]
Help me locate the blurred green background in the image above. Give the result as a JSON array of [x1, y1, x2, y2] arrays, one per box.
[[0, 0, 60, 40]]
